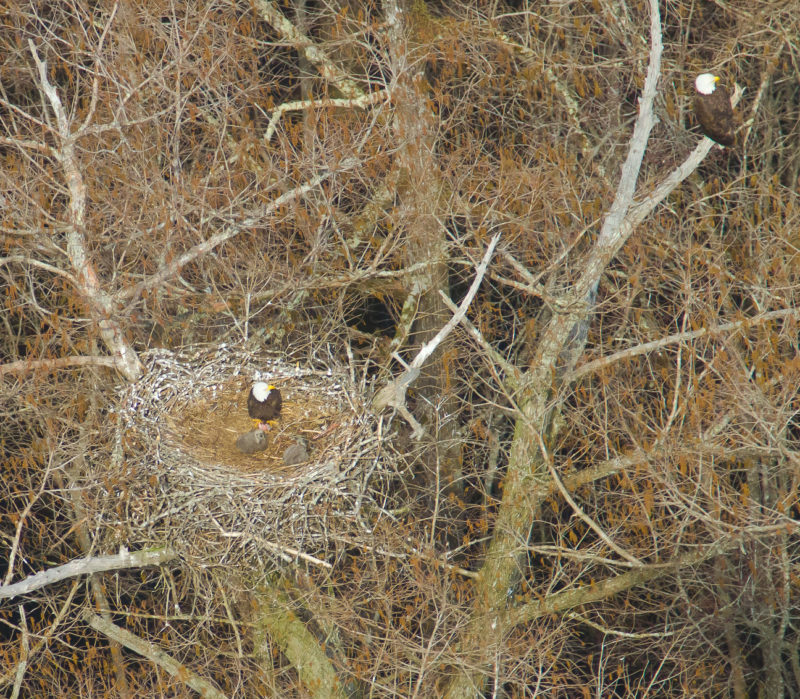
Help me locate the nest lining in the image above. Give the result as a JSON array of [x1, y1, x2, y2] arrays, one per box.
[[97, 345, 394, 566]]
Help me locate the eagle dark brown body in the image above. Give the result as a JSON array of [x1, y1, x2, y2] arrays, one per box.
[[248, 382, 282, 428], [693, 73, 736, 147]]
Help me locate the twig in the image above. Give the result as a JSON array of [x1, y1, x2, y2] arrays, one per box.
[[10, 606, 29, 699], [0, 581, 79, 689], [0, 255, 79, 284], [115, 158, 358, 307], [329, 534, 479, 580], [564, 610, 675, 639], [213, 523, 333, 570], [79, 1, 119, 132], [4, 460, 50, 586], [408, 233, 500, 371], [438, 290, 522, 388], [488, 27, 610, 185], [0, 136, 56, 156], [742, 42, 783, 150]]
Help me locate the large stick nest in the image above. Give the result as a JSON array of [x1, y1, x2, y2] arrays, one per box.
[[97, 345, 397, 568]]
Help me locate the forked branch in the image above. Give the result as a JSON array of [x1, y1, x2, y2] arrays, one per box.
[[371, 233, 501, 437]]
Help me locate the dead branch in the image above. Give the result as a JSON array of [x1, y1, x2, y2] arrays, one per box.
[[264, 90, 389, 142], [253, 0, 363, 99], [0, 355, 120, 377], [569, 307, 800, 382], [115, 158, 359, 307], [84, 611, 228, 699], [28, 41, 143, 381], [371, 232, 501, 437], [0, 548, 177, 601]]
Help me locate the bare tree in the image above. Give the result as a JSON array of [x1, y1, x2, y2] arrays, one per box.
[[2, 0, 799, 696]]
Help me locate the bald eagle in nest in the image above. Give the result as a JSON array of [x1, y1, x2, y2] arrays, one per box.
[[248, 382, 282, 431], [693, 73, 736, 147]]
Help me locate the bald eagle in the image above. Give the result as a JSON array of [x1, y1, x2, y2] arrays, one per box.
[[693, 73, 736, 147], [248, 382, 282, 431]]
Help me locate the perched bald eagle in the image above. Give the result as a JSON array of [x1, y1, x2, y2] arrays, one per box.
[[693, 73, 736, 147], [248, 382, 282, 431]]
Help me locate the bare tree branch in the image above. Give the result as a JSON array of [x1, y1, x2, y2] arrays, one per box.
[[253, 581, 348, 699], [569, 306, 800, 382], [0, 355, 120, 377], [0, 548, 176, 601], [372, 232, 501, 437], [534, 430, 644, 566], [264, 90, 389, 143], [506, 545, 726, 629], [443, 3, 666, 694], [84, 611, 228, 699], [28, 41, 143, 381], [9, 606, 29, 699], [253, 0, 364, 99], [115, 158, 359, 307]]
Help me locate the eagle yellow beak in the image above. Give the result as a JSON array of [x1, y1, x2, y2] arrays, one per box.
[[713, 76, 720, 83]]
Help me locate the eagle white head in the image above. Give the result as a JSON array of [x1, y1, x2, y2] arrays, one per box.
[[695, 73, 719, 95], [252, 381, 271, 401]]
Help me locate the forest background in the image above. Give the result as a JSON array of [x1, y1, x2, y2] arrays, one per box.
[[2, 0, 800, 697]]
